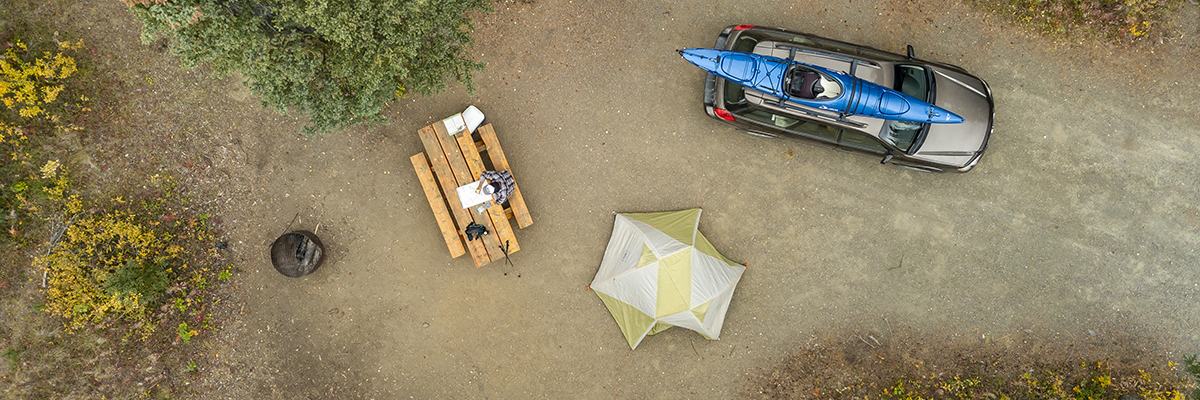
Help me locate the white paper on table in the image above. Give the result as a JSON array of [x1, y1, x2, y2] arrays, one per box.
[[442, 113, 467, 135], [455, 180, 494, 209]]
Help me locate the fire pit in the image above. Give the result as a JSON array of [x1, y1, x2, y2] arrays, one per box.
[[270, 230, 325, 277]]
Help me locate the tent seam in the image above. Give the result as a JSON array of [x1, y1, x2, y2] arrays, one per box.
[[632, 319, 659, 350], [699, 284, 738, 331], [692, 208, 701, 246]]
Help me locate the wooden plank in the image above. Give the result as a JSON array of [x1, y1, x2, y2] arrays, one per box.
[[417, 126, 466, 226], [409, 153, 466, 258], [418, 126, 490, 267], [455, 132, 519, 255], [431, 122, 474, 184], [478, 124, 534, 229], [436, 126, 505, 263]]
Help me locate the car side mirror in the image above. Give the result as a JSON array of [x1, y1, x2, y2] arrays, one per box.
[[906, 45, 915, 60], [881, 153, 894, 164]]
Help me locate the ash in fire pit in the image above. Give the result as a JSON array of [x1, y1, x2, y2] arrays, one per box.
[[271, 231, 325, 277]]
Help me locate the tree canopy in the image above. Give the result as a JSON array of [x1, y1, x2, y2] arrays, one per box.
[[126, 0, 490, 134]]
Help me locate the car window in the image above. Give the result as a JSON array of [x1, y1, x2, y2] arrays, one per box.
[[807, 37, 859, 56], [743, 31, 800, 47], [895, 65, 929, 101], [787, 36, 816, 47], [852, 45, 905, 62], [722, 80, 781, 123], [742, 29, 907, 63], [725, 79, 842, 142], [809, 37, 905, 61], [881, 65, 930, 153], [731, 35, 759, 53], [731, 106, 811, 132], [769, 113, 804, 130], [723, 80, 751, 112], [738, 108, 791, 128], [882, 121, 921, 152], [791, 121, 839, 142], [839, 130, 887, 153]]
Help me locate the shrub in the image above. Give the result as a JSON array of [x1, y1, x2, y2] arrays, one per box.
[[1, 36, 89, 246], [1183, 355, 1200, 399], [125, 0, 491, 135], [102, 259, 171, 306], [37, 205, 184, 333], [176, 321, 195, 344], [0, 39, 82, 121]]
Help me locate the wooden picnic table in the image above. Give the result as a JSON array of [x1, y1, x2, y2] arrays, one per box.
[[409, 117, 532, 268]]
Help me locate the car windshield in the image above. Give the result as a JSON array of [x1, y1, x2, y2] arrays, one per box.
[[880, 65, 930, 153]]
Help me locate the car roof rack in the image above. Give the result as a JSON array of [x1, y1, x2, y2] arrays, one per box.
[[767, 46, 868, 129], [768, 99, 869, 129], [771, 43, 881, 74]]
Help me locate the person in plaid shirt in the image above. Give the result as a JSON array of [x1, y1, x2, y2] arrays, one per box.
[[475, 170, 515, 205]]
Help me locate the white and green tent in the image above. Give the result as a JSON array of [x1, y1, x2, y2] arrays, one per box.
[[590, 209, 746, 350]]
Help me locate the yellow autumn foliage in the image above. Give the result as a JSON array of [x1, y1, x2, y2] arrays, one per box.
[[0, 40, 79, 125], [25, 167, 196, 336], [37, 206, 183, 333]]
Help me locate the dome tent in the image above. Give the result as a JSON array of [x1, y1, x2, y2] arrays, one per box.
[[589, 209, 746, 350]]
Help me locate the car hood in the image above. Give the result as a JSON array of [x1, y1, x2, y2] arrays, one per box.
[[910, 67, 993, 167]]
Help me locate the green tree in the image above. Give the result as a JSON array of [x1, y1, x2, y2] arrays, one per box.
[[125, 0, 490, 134]]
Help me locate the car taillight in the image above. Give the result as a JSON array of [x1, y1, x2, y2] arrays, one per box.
[[714, 109, 736, 121], [732, 25, 756, 31]]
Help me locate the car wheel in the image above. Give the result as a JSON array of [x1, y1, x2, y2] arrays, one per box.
[[741, 129, 779, 139]]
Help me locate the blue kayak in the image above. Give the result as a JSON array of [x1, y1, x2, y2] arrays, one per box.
[[679, 48, 964, 124]]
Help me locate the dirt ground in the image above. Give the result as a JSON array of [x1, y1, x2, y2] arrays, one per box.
[[19, 0, 1200, 398]]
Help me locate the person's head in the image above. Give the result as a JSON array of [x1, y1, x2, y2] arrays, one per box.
[[482, 182, 500, 195]]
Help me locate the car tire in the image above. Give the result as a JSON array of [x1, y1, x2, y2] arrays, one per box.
[[741, 129, 779, 139]]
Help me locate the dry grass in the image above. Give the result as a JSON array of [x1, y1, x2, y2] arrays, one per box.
[[747, 324, 1197, 400], [975, 0, 1181, 42], [1, 3, 234, 399]]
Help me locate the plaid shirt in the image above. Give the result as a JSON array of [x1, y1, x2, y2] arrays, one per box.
[[480, 170, 515, 205]]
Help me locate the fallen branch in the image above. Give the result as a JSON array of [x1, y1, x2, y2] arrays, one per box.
[[42, 212, 80, 288]]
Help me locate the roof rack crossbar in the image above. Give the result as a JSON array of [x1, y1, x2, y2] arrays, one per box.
[[771, 43, 880, 71]]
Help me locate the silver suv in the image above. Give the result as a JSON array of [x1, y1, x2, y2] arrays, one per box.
[[701, 25, 994, 172]]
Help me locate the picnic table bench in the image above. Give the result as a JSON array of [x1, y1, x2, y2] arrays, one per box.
[[409, 116, 532, 268]]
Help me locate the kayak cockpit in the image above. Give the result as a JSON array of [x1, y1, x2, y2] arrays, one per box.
[[784, 65, 842, 100]]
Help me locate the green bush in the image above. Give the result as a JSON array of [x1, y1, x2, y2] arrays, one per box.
[[125, 0, 491, 134], [1183, 354, 1200, 399], [102, 259, 171, 306]]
